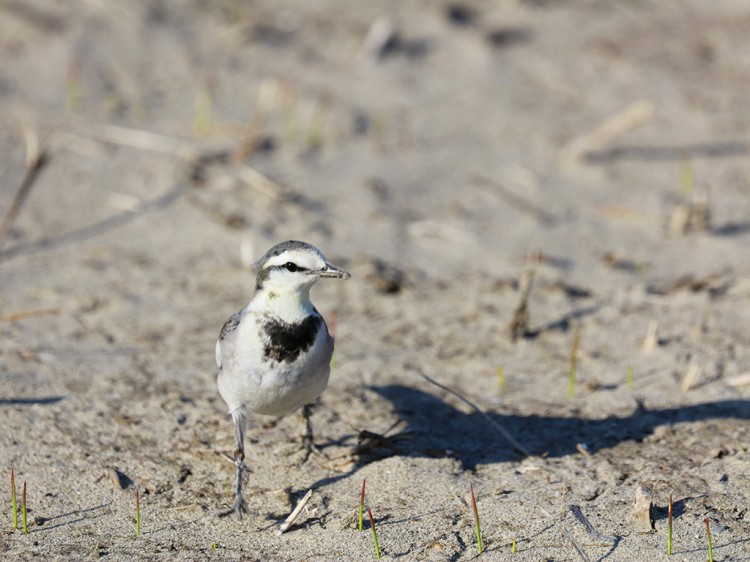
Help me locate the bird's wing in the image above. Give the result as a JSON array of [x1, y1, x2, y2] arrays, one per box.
[[216, 310, 243, 369]]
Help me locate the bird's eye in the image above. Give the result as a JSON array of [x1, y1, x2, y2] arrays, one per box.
[[284, 262, 298, 272]]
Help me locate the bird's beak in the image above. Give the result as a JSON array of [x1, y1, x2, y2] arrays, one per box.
[[319, 263, 351, 279]]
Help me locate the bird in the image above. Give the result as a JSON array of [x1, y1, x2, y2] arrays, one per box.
[[215, 240, 350, 518]]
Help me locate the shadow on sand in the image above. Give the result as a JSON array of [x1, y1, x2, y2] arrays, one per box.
[[367, 384, 750, 470]]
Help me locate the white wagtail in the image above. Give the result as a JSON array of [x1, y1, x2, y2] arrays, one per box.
[[216, 240, 350, 517]]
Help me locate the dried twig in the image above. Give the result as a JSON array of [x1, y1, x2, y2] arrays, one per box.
[[472, 174, 554, 225], [570, 505, 618, 543], [86, 124, 197, 158], [0, 147, 50, 255], [0, 308, 63, 323], [727, 373, 750, 388], [276, 489, 313, 535], [538, 506, 590, 562], [680, 361, 701, 392], [642, 320, 659, 351], [560, 100, 654, 164], [509, 268, 536, 342], [409, 364, 531, 457]]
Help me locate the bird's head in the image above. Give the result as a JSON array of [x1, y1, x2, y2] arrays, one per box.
[[254, 240, 350, 296]]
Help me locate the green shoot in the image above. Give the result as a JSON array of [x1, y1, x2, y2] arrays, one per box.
[[667, 493, 673, 556], [280, 82, 299, 143], [65, 60, 83, 112], [367, 506, 381, 559], [496, 366, 506, 392], [358, 479, 366, 532], [679, 157, 694, 196], [22, 481, 27, 534], [135, 487, 141, 537], [704, 517, 713, 562], [470, 483, 483, 554], [11, 468, 17, 530], [511, 536, 517, 554], [306, 93, 329, 151], [193, 81, 213, 136], [568, 326, 580, 398], [626, 366, 634, 390]]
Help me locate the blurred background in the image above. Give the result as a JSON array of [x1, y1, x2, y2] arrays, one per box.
[[2, 1, 750, 558]]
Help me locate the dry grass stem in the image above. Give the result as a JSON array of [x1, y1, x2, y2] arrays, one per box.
[[0, 308, 63, 323], [472, 174, 553, 224], [560, 100, 654, 164], [570, 505, 617, 543], [276, 489, 313, 535], [680, 361, 701, 392], [410, 365, 531, 457], [509, 268, 536, 342], [642, 320, 659, 351], [234, 78, 278, 162], [0, 126, 50, 254], [726, 373, 750, 388], [568, 325, 580, 398]]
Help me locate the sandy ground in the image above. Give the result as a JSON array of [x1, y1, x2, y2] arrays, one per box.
[[2, 1, 750, 560]]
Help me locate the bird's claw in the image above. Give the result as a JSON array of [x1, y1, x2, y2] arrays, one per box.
[[235, 494, 249, 518], [298, 435, 323, 464], [219, 494, 249, 519]]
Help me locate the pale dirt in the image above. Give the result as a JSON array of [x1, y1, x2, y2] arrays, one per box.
[[1, 1, 750, 560]]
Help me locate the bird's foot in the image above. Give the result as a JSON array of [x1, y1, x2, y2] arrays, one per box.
[[219, 494, 249, 519], [234, 494, 249, 518], [298, 432, 323, 464]]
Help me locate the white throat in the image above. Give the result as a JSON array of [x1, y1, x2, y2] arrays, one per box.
[[250, 284, 316, 323]]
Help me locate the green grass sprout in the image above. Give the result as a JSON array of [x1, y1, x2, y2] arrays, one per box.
[[306, 93, 330, 151], [511, 536, 517, 554], [65, 60, 83, 112], [470, 483, 483, 554], [194, 80, 213, 136], [22, 481, 27, 534], [679, 157, 694, 196], [568, 326, 580, 398], [280, 82, 299, 143], [626, 366, 634, 390], [135, 487, 141, 537], [358, 478, 366, 532], [11, 468, 17, 531], [367, 506, 381, 559], [667, 493, 673, 556], [496, 366, 506, 392], [704, 517, 713, 562]]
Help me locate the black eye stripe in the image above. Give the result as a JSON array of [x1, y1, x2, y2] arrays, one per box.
[[279, 262, 308, 273]]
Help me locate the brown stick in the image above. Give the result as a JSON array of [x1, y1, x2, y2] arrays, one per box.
[[0, 148, 50, 255]]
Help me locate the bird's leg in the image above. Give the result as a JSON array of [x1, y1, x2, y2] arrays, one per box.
[[232, 410, 249, 517], [298, 403, 322, 463]]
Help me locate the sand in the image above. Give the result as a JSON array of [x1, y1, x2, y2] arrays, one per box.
[[2, 1, 750, 560]]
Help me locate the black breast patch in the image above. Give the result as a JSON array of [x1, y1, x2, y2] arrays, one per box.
[[261, 314, 322, 364]]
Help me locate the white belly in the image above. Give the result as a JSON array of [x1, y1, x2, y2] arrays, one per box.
[[217, 319, 333, 417]]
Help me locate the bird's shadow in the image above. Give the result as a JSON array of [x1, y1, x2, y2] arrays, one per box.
[[363, 384, 750, 469]]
